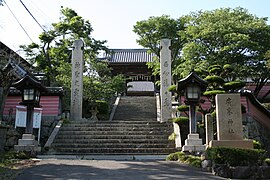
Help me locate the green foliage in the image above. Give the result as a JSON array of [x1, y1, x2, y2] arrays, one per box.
[[135, 8, 270, 100], [166, 151, 185, 161], [21, 7, 108, 86], [211, 110, 216, 117], [133, 15, 187, 77], [180, 7, 270, 99], [208, 65, 222, 75], [265, 158, 270, 166], [177, 105, 189, 112], [168, 133, 176, 141], [171, 116, 189, 125], [223, 64, 233, 72], [185, 155, 202, 168], [253, 140, 263, 149], [206, 147, 266, 166], [0, 151, 30, 166], [168, 85, 177, 92], [166, 152, 202, 168], [95, 100, 109, 115], [204, 76, 225, 84], [203, 90, 225, 96], [223, 81, 246, 91], [20, 7, 126, 116]]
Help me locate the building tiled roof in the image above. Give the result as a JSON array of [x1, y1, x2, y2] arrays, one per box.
[[0, 41, 31, 69], [106, 49, 156, 63]]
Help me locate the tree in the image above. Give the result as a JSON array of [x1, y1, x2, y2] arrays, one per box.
[[21, 7, 107, 86], [177, 7, 270, 100], [198, 64, 245, 115], [21, 7, 126, 113], [133, 15, 187, 79]]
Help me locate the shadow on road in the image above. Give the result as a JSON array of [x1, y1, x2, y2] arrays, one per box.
[[16, 160, 225, 180]]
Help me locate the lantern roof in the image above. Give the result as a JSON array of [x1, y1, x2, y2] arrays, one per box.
[[177, 71, 208, 92], [13, 74, 47, 92]]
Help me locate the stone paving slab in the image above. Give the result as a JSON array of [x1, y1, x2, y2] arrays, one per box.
[[16, 159, 226, 180]]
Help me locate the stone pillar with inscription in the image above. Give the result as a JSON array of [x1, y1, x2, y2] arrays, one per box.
[[70, 40, 84, 121], [209, 93, 253, 149], [160, 39, 172, 123], [205, 114, 214, 146]]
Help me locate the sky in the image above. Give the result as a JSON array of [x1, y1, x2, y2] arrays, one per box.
[[1, 0, 270, 57]]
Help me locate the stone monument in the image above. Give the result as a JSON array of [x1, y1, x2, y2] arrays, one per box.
[[209, 93, 253, 149], [70, 39, 84, 121], [205, 114, 214, 146], [160, 39, 172, 123]]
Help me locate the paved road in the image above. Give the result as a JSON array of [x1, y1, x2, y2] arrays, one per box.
[[16, 159, 225, 180]]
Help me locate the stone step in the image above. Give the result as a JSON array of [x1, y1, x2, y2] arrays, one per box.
[[57, 130, 171, 136], [52, 143, 173, 149], [53, 139, 171, 144], [49, 96, 174, 155], [58, 126, 171, 132], [62, 124, 169, 129], [54, 134, 170, 140], [63, 121, 164, 126], [52, 147, 176, 154]]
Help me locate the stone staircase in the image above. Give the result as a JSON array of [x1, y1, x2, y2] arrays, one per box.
[[50, 96, 175, 155]]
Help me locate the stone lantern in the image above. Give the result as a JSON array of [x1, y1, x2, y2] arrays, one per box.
[[177, 71, 208, 152], [13, 74, 47, 152]]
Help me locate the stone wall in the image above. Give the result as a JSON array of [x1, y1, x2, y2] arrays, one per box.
[[0, 125, 8, 152], [0, 117, 59, 151], [246, 115, 270, 155]]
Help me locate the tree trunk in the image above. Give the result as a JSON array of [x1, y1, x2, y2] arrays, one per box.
[[0, 86, 9, 121]]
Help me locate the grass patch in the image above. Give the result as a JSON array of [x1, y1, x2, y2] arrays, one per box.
[[0, 151, 33, 179], [166, 151, 202, 168]]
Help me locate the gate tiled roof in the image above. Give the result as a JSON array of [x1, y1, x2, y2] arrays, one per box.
[[106, 49, 156, 63]]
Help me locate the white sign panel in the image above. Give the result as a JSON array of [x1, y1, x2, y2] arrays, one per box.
[[15, 106, 42, 128], [15, 106, 43, 144]]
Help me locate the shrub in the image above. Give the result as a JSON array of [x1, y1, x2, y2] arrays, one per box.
[[166, 152, 202, 168], [171, 116, 189, 125], [208, 65, 222, 75], [253, 140, 262, 149], [96, 100, 109, 114], [223, 64, 233, 72], [203, 90, 225, 96], [177, 105, 189, 112], [206, 147, 266, 166], [223, 81, 245, 91], [265, 158, 270, 166], [185, 155, 202, 168], [0, 151, 30, 166], [3, 151, 30, 160], [166, 152, 185, 161], [204, 75, 225, 84]]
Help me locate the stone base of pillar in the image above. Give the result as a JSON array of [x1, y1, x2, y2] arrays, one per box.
[[14, 134, 41, 152], [209, 140, 253, 149], [182, 133, 206, 152]]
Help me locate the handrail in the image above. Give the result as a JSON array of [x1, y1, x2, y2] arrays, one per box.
[[242, 91, 270, 130], [109, 94, 121, 121]]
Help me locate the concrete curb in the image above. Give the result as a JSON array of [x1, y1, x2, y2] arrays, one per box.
[[37, 154, 168, 160]]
